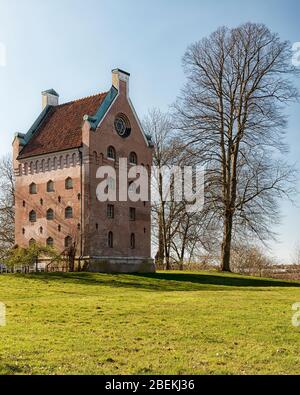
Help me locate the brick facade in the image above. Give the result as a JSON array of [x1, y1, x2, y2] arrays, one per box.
[[13, 69, 154, 273]]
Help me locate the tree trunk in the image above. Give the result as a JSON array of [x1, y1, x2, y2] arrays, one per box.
[[221, 211, 233, 272], [157, 212, 165, 266], [165, 253, 171, 270], [68, 244, 76, 272]]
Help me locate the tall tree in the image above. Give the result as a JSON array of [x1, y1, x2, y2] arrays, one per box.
[[143, 109, 213, 269], [175, 23, 299, 271], [143, 109, 177, 269]]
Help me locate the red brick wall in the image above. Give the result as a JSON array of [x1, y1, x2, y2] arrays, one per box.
[[83, 79, 152, 258], [13, 75, 153, 261], [14, 153, 81, 253]]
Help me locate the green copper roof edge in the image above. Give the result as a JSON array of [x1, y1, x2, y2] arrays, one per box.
[[88, 86, 118, 130], [21, 105, 53, 145]]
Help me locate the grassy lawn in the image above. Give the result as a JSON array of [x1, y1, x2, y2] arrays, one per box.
[[0, 271, 300, 375]]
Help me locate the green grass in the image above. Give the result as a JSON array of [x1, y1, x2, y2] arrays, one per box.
[[0, 271, 300, 375]]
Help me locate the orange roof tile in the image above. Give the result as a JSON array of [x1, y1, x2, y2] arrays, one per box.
[[18, 92, 107, 159]]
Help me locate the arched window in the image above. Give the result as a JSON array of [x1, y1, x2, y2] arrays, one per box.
[[47, 158, 51, 171], [29, 210, 37, 223], [35, 160, 39, 173], [129, 152, 137, 165], [47, 208, 54, 221], [47, 180, 54, 192], [130, 233, 135, 249], [65, 206, 73, 219], [46, 237, 54, 247], [107, 146, 116, 160], [39, 227, 43, 234], [65, 236, 72, 248], [29, 182, 37, 194], [29, 238, 36, 246], [108, 231, 113, 248], [65, 177, 73, 190]]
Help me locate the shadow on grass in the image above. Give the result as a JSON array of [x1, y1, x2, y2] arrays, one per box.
[[0, 363, 25, 375], [17, 271, 300, 292]]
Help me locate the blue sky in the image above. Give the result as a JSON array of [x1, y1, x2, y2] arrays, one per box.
[[0, 0, 299, 262]]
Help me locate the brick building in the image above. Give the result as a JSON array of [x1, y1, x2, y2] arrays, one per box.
[[12, 69, 155, 273]]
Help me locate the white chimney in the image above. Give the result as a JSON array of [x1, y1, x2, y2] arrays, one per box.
[[42, 89, 59, 110], [112, 68, 130, 96]]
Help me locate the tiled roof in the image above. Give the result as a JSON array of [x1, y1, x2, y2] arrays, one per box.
[[18, 92, 108, 159]]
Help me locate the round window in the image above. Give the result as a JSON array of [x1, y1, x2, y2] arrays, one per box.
[[114, 117, 126, 136], [114, 115, 131, 138]]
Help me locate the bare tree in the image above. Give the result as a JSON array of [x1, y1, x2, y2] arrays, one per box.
[[143, 109, 179, 269], [231, 242, 273, 277], [143, 109, 215, 270], [174, 23, 299, 272], [0, 154, 15, 259]]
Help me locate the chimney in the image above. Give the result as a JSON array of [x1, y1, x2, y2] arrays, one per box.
[[112, 68, 130, 96], [42, 89, 59, 110]]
